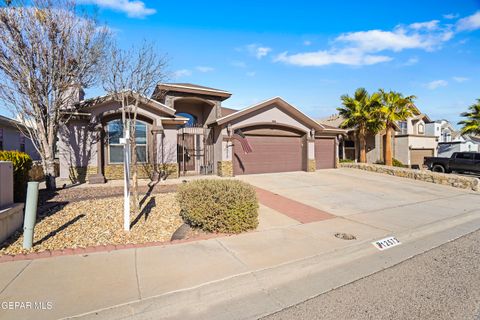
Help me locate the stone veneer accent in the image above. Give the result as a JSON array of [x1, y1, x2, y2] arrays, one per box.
[[341, 162, 480, 192], [67, 166, 97, 183], [217, 161, 233, 177], [307, 159, 316, 172], [103, 163, 179, 180]]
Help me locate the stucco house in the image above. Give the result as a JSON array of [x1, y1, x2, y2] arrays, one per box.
[[426, 119, 479, 157], [394, 109, 437, 167], [319, 114, 396, 164], [319, 105, 438, 167], [58, 83, 345, 183], [0, 115, 39, 160]]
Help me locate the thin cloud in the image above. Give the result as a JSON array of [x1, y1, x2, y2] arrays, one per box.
[[456, 11, 480, 31], [78, 0, 156, 18], [246, 44, 272, 59], [195, 66, 214, 72], [172, 69, 192, 79], [246, 71, 256, 77], [276, 18, 453, 67], [425, 79, 448, 90], [303, 40, 312, 46], [275, 48, 392, 67], [443, 13, 459, 20], [452, 76, 469, 83], [409, 20, 440, 31], [336, 24, 453, 52], [403, 57, 419, 66]]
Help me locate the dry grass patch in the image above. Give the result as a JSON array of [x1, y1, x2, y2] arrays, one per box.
[[0, 193, 182, 255]]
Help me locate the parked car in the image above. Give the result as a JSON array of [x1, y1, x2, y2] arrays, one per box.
[[424, 152, 480, 174]]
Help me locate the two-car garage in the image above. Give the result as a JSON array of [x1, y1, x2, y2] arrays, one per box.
[[213, 97, 344, 176], [232, 125, 337, 175]]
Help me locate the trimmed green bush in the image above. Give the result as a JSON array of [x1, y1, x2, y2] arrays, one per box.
[[0, 151, 33, 202], [339, 159, 354, 163], [392, 158, 406, 167], [177, 179, 259, 233]]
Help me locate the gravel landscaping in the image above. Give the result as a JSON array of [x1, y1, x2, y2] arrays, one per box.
[[0, 193, 183, 255]]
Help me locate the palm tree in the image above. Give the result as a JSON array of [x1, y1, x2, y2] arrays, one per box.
[[337, 88, 383, 163], [379, 90, 415, 166], [458, 99, 480, 135]]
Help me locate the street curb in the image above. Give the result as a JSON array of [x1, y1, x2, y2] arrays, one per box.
[[67, 210, 480, 320], [0, 232, 230, 264]]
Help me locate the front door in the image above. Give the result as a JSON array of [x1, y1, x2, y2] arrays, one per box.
[[178, 133, 195, 173]]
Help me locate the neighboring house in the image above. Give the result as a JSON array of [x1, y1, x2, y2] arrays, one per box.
[[0, 115, 40, 160], [394, 108, 437, 167], [426, 119, 479, 157], [319, 105, 438, 167], [58, 83, 345, 183], [318, 114, 395, 164]]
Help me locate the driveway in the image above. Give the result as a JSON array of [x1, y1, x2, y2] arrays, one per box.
[[238, 168, 480, 232]]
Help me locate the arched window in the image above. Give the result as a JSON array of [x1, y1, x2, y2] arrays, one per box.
[[417, 123, 425, 134], [107, 119, 148, 163], [176, 112, 197, 127]]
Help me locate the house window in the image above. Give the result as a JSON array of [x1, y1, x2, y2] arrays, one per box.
[[442, 130, 451, 142], [417, 123, 425, 135], [0, 128, 3, 150], [107, 119, 148, 164], [399, 121, 407, 135]]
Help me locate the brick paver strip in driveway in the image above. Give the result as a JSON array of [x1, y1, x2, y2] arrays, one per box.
[[255, 187, 335, 223]]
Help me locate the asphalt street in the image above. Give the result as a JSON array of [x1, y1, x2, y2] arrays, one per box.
[[264, 229, 480, 320]]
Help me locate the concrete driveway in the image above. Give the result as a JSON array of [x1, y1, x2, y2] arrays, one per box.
[[238, 168, 480, 232]]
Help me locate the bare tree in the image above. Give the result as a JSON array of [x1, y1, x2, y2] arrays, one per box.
[[102, 41, 168, 214], [0, 0, 109, 190]]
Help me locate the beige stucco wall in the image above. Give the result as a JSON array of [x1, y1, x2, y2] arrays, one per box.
[[218, 104, 314, 162], [59, 99, 180, 181], [222, 105, 311, 135], [395, 135, 437, 166]]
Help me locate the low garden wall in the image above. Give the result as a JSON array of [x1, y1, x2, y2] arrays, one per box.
[[340, 162, 480, 192]]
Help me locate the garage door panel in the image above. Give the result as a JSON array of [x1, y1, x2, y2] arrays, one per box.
[[410, 149, 434, 167], [233, 135, 303, 175], [315, 138, 335, 169]]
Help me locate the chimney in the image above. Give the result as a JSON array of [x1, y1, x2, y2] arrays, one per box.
[[61, 83, 85, 109]]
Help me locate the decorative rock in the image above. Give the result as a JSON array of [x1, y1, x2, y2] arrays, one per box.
[[340, 163, 479, 192]]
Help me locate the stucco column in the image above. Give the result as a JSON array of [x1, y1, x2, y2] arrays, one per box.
[[88, 122, 106, 184], [307, 138, 316, 172], [217, 135, 233, 177]]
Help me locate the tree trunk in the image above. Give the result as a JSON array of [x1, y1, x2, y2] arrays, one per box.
[[359, 130, 367, 163], [385, 126, 393, 166], [44, 157, 56, 191]]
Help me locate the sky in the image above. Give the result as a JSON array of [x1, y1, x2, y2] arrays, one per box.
[[7, 0, 480, 127]]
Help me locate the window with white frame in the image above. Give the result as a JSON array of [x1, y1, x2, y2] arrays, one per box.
[[417, 123, 425, 135], [399, 121, 408, 134], [442, 129, 451, 142], [107, 119, 148, 164]]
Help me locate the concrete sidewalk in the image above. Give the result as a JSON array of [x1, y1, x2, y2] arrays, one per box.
[[1, 208, 479, 319], [1, 169, 480, 319]]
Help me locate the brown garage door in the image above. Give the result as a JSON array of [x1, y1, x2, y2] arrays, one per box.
[[410, 149, 434, 168], [233, 135, 303, 175], [315, 138, 335, 169]]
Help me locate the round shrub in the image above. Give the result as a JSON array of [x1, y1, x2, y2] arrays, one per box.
[[0, 150, 33, 202], [177, 179, 259, 233]]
